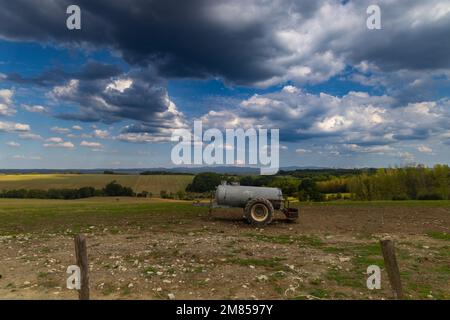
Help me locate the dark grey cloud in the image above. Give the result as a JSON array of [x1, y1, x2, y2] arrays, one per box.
[[47, 65, 185, 128], [1, 0, 450, 149], [6, 61, 122, 86], [6, 60, 174, 124], [0, 0, 289, 84], [348, 1, 450, 71], [1, 0, 449, 87], [6, 59, 188, 137]]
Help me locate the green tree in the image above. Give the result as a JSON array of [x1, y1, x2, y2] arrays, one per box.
[[298, 178, 324, 202], [186, 172, 223, 193], [103, 181, 134, 197], [269, 178, 300, 196]]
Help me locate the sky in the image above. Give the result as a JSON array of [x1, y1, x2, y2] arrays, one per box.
[[0, 0, 450, 170]]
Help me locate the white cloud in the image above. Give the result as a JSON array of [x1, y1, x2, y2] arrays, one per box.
[[43, 140, 75, 149], [316, 115, 353, 133], [295, 148, 311, 154], [116, 132, 169, 143], [51, 126, 71, 133], [343, 144, 395, 155], [200, 85, 450, 155], [282, 86, 300, 94], [12, 155, 42, 160], [0, 89, 16, 116], [198, 110, 256, 130], [72, 125, 83, 131], [80, 141, 103, 148], [93, 129, 109, 139], [6, 141, 20, 147], [18, 132, 43, 140], [0, 121, 30, 132], [22, 104, 48, 113], [46, 137, 63, 143], [417, 145, 433, 154], [51, 79, 79, 97], [105, 78, 133, 93]]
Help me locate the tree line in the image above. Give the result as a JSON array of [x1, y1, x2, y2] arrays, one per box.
[[349, 165, 450, 200], [0, 181, 140, 200], [186, 165, 450, 202], [5, 166, 448, 201]]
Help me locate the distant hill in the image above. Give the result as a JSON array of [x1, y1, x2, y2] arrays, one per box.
[[0, 166, 351, 175]]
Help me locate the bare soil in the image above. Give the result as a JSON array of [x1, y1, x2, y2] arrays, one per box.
[[0, 204, 449, 300]]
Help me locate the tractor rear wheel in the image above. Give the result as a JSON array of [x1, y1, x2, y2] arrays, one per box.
[[244, 198, 274, 226]]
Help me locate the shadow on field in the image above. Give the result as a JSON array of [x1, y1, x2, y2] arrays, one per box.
[[208, 209, 297, 226]]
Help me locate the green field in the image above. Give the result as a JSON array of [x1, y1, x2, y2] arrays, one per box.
[[0, 198, 204, 235], [0, 197, 449, 236], [0, 174, 193, 194], [0, 198, 448, 300]]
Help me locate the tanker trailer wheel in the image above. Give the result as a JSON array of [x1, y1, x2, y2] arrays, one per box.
[[244, 198, 274, 226]]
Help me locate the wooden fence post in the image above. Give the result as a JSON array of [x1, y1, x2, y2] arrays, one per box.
[[75, 234, 90, 300], [380, 239, 403, 299]]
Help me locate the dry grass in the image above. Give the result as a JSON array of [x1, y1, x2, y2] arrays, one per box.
[[0, 174, 193, 194]]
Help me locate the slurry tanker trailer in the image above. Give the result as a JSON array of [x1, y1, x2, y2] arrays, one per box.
[[212, 183, 299, 226]]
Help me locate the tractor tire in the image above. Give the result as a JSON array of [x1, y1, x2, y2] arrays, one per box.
[[244, 198, 274, 226]]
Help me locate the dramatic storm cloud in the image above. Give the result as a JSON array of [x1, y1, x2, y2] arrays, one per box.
[[0, 0, 449, 168], [49, 65, 179, 122], [1, 0, 449, 86], [6, 61, 188, 140]]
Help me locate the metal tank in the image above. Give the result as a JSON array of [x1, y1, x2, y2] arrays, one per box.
[[215, 184, 283, 209]]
